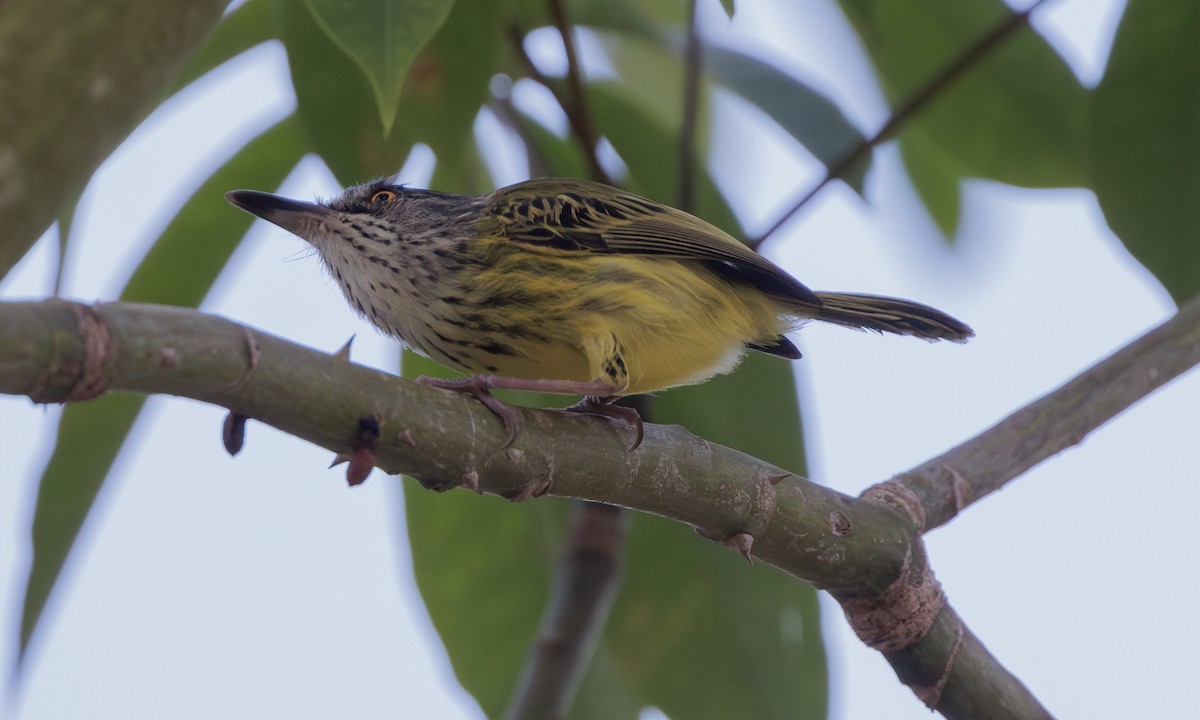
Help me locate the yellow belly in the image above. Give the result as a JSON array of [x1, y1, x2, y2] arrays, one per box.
[[459, 250, 789, 394]]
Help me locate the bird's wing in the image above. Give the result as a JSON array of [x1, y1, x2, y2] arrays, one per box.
[[489, 178, 820, 306]]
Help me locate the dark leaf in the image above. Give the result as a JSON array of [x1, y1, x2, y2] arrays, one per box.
[[0, 0, 227, 279], [1091, 0, 1200, 304], [300, 0, 458, 133]]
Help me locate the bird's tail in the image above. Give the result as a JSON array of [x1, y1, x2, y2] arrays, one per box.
[[809, 292, 974, 342]]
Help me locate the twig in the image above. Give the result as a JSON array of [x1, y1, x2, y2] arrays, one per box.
[[677, 0, 702, 211], [502, 502, 627, 720], [748, 0, 1053, 250], [875, 293, 1200, 531], [508, 1, 613, 185]]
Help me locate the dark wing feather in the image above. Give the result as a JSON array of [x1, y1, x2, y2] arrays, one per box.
[[489, 178, 820, 307]]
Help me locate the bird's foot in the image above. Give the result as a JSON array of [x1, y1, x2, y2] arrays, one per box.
[[561, 396, 645, 450]]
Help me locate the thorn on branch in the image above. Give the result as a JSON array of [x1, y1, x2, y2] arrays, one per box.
[[501, 472, 553, 502], [394, 428, 416, 446], [459, 467, 482, 495], [222, 412, 248, 456], [727, 532, 755, 563], [766, 472, 793, 486], [694, 526, 756, 562], [159, 347, 179, 368], [334, 335, 355, 362]]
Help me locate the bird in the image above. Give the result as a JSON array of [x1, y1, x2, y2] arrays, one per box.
[[226, 177, 972, 448]]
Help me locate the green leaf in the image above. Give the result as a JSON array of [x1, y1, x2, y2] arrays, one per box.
[[279, 0, 503, 184], [278, 0, 414, 182], [18, 117, 307, 663], [1091, 0, 1200, 304], [899, 128, 963, 237], [718, 0, 735, 18], [0, 0, 227, 280], [704, 43, 869, 194], [839, 0, 1087, 231], [393, 0, 508, 169], [513, 112, 591, 180], [300, 0, 458, 134], [170, 0, 277, 95]]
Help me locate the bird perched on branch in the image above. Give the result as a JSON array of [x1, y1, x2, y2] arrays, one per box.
[[227, 177, 972, 448]]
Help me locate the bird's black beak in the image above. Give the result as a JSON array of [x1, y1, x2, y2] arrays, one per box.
[[225, 190, 333, 236]]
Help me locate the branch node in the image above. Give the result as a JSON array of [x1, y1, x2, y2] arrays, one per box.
[[228, 327, 261, 388], [861, 479, 927, 532], [37, 300, 116, 403], [828, 510, 853, 537], [840, 544, 945, 653], [943, 463, 973, 514]]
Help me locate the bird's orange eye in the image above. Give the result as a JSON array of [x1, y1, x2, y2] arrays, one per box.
[[370, 190, 397, 203]]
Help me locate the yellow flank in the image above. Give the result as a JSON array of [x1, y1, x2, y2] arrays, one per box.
[[464, 236, 789, 394]]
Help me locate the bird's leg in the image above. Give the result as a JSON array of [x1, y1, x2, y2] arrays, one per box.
[[418, 374, 620, 449]]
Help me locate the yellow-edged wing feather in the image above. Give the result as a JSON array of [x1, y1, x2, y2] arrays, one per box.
[[487, 177, 821, 308]]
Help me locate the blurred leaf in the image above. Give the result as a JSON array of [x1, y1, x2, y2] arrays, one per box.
[[0, 0, 227, 280], [278, 0, 413, 182], [899, 128, 963, 236], [300, 0, 458, 133], [279, 0, 504, 184], [170, 0, 278, 94], [404, 467, 565, 714], [704, 43, 869, 194], [840, 0, 1086, 233], [514, 111, 590, 179], [394, 0, 508, 169], [431, 142, 497, 196], [54, 205, 76, 296], [1092, 0, 1200, 304], [19, 117, 306, 663], [718, 0, 735, 18]]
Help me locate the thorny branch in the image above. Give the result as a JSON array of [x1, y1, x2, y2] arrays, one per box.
[[8, 295, 1198, 716]]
